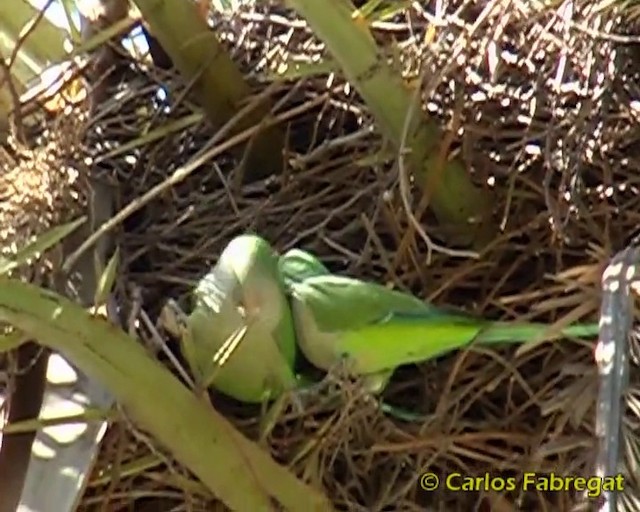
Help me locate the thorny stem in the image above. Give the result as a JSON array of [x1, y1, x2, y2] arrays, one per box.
[[594, 246, 638, 511]]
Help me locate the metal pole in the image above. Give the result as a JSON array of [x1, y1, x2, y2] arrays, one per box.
[[594, 247, 637, 511]]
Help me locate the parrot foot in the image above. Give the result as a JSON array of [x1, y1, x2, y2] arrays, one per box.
[[280, 377, 342, 415], [287, 386, 320, 415], [158, 299, 188, 338], [283, 395, 304, 416]]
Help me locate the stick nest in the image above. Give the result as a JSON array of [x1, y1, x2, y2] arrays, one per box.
[[7, 0, 640, 510]]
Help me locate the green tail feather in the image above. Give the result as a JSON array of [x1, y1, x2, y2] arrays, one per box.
[[376, 320, 600, 424], [475, 321, 600, 343]]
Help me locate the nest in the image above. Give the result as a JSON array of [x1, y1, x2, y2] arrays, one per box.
[[5, 0, 640, 510], [0, 138, 87, 271]]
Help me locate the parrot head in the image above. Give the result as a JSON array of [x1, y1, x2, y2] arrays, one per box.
[[200, 234, 287, 331], [160, 234, 298, 398]]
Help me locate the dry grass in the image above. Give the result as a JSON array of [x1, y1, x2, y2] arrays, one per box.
[[3, 0, 640, 510]]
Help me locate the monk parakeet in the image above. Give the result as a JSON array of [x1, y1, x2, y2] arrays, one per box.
[[278, 245, 600, 393], [160, 234, 298, 403]]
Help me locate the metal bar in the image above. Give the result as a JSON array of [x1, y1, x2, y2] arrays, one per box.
[[594, 246, 638, 511]]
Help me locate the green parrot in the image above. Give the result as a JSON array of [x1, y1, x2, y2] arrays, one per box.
[[278, 245, 600, 393], [160, 234, 298, 403]]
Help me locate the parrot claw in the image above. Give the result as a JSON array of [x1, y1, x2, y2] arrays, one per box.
[[286, 382, 328, 414], [288, 393, 307, 416], [159, 299, 188, 338]]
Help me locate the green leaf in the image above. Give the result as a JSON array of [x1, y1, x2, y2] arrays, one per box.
[[94, 246, 120, 307], [0, 276, 333, 511], [0, 216, 86, 276], [0, 329, 28, 352]]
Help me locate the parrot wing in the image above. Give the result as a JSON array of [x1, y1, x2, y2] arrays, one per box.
[[288, 274, 488, 374], [289, 274, 599, 375]]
